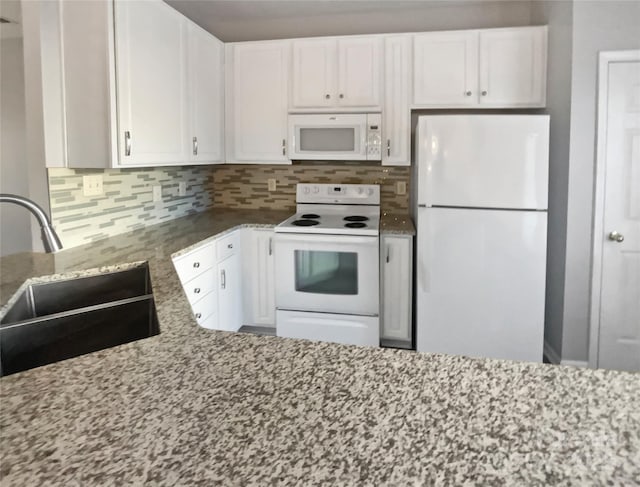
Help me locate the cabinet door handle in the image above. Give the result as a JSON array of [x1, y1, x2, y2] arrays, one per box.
[[221, 270, 226, 289], [193, 262, 200, 268], [339, 93, 344, 99], [481, 90, 487, 96], [192, 136, 198, 156], [125, 131, 131, 156], [387, 139, 391, 157], [227, 243, 233, 249], [268, 237, 273, 256], [325, 94, 331, 99], [194, 287, 201, 294], [195, 312, 202, 319], [465, 90, 472, 96], [282, 139, 286, 156], [386, 245, 390, 263]]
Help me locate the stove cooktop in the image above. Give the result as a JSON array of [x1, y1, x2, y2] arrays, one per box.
[[276, 210, 380, 236]]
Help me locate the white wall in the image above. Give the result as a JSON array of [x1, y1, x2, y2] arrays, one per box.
[[530, 1, 573, 362], [0, 36, 32, 256], [563, 0, 640, 362]]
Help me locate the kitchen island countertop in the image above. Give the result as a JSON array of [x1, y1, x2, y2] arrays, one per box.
[[1, 207, 638, 485]]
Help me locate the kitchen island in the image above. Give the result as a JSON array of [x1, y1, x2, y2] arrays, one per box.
[[1, 208, 638, 485]]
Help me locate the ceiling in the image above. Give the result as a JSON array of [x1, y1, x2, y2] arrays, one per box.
[[165, 0, 535, 42]]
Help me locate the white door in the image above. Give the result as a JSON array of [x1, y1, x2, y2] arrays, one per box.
[[380, 235, 413, 342], [228, 41, 290, 163], [337, 37, 382, 109], [383, 35, 411, 166], [416, 208, 547, 362], [291, 38, 336, 108], [592, 57, 640, 372], [246, 229, 276, 326], [478, 27, 547, 108], [188, 23, 224, 163], [218, 253, 242, 332], [114, 0, 189, 165], [413, 30, 478, 107]]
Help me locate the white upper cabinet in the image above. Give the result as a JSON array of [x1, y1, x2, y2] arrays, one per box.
[[383, 35, 412, 166], [114, 0, 189, 165], [413, 26, 547, 108], [188, 23, 224, 164], [292, 39, 336, 108], [478, 27, 547, 107], [337, 37, 382, 108], [291, 36, 382, 111], [226, 41, 291, 163], [413, 30, 478, 107]]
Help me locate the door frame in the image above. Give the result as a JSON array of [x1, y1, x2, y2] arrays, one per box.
[[588, 50, 640, 369]]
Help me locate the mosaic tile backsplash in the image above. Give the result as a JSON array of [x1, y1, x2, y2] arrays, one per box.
[[212, 163, 411, 212], [48, 166, 215, 248], [48, 163, 411, 249]]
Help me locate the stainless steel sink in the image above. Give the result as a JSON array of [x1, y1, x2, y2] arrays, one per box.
[[0, 265, 160, 377]]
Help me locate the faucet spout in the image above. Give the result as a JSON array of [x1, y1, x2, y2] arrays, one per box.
[[0, 194, 63, 253]]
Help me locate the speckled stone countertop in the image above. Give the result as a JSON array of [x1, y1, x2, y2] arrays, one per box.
[[1, 208, 638, 485], [380, 213, 415, 235]]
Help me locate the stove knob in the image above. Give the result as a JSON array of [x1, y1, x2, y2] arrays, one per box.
[[367, 188, 374, 195], [358, 187, 364, 194], [303, 187, 311, 194], [313, 186, 320, 193]]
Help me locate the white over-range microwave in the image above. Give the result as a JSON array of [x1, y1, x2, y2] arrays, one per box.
[[288, 113, 382, 161]]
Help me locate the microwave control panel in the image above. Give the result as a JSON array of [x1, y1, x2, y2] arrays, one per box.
[[366, 114, 382, 161]]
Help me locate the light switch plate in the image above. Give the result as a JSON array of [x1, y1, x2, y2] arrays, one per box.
[[82, 175, 103, 197], [396, 181, 407, 195], [152, 185, 162, 202], [267, 178, 277, 192]]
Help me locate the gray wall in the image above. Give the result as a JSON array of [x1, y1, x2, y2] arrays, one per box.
[[0, 37, 32, 256], [562, 0, 640, 361], [530, 1, 573, 361]]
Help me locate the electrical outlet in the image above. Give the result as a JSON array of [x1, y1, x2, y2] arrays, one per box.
[[396, 181, 407, 195], [178, 181, 187, 196], [82, 175, 103, 197], [267, 178, 277, 192], [152, 185, 162, 202]]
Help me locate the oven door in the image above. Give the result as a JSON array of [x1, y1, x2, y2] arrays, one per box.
[[275, 233, 379, 316], [288, 114, 367, 161]]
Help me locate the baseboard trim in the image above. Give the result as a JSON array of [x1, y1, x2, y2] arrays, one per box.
[[543, 340, 561, 365], [560, 359, 588, 368]]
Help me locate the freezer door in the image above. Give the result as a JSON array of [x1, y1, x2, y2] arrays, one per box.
[[416, 207, 547, 362], [417, 115, 549, 210]]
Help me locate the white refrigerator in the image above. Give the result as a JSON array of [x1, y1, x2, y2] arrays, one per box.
[[415, 115, 549, 362]]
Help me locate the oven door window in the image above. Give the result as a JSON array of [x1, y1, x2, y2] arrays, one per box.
[[295, 250, 358, 295], [299, 127, 356, 152]]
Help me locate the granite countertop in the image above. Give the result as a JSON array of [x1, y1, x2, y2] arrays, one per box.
[[380, 212, 415, 235], [1, 208, 638, 485]]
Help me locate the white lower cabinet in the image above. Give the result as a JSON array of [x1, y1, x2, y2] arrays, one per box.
[[172, 229, 243, 332], [243, 229, 276, 327], [380, 235, 413, 347]]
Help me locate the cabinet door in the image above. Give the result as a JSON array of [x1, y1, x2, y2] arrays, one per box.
[[383, 35, 411, 166], [245, 229, 276, 326], [478, 27, 547, 107], [413, 31, 478, 107], [337, 37, 382, 109], [291, 38, 336, 108], [228, 41, 290, 163], [188, 23, 224, 163], [114, 0, 189, 165], [381, 236, 413, 343], [217, 253, 242, 332]]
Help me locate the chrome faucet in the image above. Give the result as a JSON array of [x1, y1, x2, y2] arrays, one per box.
[[0, 194, 63, 253]]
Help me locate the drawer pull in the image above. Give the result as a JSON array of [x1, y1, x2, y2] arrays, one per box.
[[193, 262, 200, 268], [221, 270, 226, 290], [195, 313, 202, 319], [194, 287, 201, 294], [227, 243, 233, 249]]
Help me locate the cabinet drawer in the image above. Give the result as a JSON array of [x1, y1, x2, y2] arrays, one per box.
[[183, 268, 217, 306], [191, 291, 217, 324], [216, 232, 240, 261], [173, 243, 216, 284]]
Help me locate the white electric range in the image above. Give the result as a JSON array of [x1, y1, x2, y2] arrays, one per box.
[[274, 184, 381, 347]]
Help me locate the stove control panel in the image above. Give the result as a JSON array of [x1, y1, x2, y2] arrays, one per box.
[[297, 184, 380, 205]]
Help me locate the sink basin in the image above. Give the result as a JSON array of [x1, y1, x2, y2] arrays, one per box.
[[0, 265, 160, 377]]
